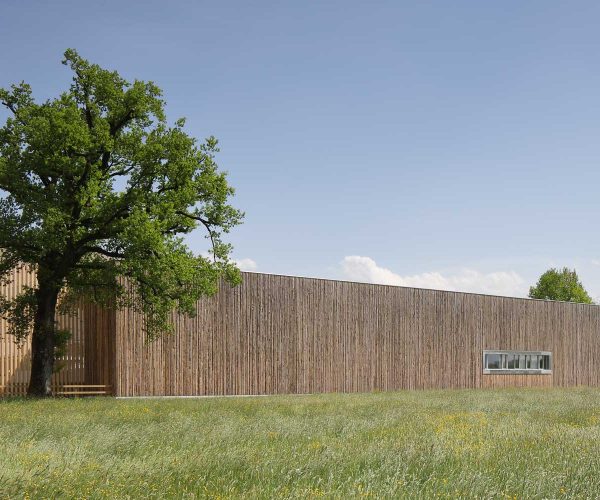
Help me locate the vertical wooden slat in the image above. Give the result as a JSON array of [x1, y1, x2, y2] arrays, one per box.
[[1, 267, 115, 396], [4, 269, 600, 397], [110, 272, 600, 397]]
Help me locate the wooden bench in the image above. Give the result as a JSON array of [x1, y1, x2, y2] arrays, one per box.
[[55, 385, 112, 396]]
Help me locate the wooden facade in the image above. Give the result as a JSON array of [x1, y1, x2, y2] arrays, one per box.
[[0, 267, 114, 396], [2, 270, 600, 396]]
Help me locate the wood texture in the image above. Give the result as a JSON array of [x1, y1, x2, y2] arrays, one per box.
[[3, 269, 600, 397], [112, 272, 600, 397], [0, 267, 114, 396]]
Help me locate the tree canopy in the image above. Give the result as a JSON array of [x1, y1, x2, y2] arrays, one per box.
[[0, 49, 243, 394], [528, 268, 593, 304]]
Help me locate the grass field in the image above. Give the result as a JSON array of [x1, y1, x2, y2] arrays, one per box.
[[2, 389, 600, 498]]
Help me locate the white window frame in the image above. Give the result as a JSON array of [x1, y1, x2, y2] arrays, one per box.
[[483, 350, 552, 375]]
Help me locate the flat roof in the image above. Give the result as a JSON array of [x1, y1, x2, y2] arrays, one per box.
[[240, 270, 600, 308]]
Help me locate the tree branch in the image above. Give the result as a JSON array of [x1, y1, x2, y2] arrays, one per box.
[[0, 99, 20, 116], [175, 211, 217, 261], [74, 262, 111, 270], [175, 210, 213, 226], [110, 109, 134, 136], [82, 246, 125, 259], [108, 165, 136, 178]]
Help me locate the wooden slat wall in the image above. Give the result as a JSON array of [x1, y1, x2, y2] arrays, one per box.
[[0, 268, 114, 396], [4, 269, 600, 397], [113, 272, 600, 397], [83, 302, 116, 389]]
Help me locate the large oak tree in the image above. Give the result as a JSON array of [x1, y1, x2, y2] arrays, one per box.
[[0, 50, 243, 396]]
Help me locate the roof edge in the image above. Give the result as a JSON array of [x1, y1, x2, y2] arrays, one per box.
[[239, 270, 600, 308]]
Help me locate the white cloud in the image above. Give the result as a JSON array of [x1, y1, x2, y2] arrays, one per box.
[[340, 256, 526, 297], [235, 258, 258, 272], [201, 252, 258, 272], [592, 259, 600, 267]]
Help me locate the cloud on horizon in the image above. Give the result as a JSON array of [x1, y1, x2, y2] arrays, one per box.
[[235, 258, 258, 272], [340, 255, 527, 297], [201, 253, 258, 272]]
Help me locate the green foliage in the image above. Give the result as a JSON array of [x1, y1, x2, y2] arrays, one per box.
[[0, 282, 36, 340], [0, 49, 243, 342], [529, 267, 593, 304], [2, 390, 600, 497]]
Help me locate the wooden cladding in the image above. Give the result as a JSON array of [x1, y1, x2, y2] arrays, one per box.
[[3, 269, 600, 397], [0, 267, 114, 396], [113, 272, 600, 397]]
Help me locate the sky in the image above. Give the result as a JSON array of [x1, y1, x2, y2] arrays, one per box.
[[1, 1, 600, 299]]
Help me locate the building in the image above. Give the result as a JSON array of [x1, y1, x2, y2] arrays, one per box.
[[1, 270, 599, 396]]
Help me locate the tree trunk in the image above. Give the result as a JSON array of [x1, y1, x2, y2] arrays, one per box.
[[27, 275, 60, 397]]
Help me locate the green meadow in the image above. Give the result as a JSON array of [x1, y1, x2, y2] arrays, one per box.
[[2, 389, 600, 498]]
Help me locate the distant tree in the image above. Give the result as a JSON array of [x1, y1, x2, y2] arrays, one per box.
[[528, 268, 593, 304], [0, 49, 243, 396]]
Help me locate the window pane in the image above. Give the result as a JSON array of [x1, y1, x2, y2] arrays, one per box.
[[541, 355, 550, 370], [486, 354, 501, 369], [484, 351, 551, 372]]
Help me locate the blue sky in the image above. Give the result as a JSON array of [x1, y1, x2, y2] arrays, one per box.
[[2, 1, 600, 298]]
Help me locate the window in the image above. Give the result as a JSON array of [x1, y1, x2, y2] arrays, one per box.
[[486, 353, 501, 369], [483, 351, 552, 374]]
